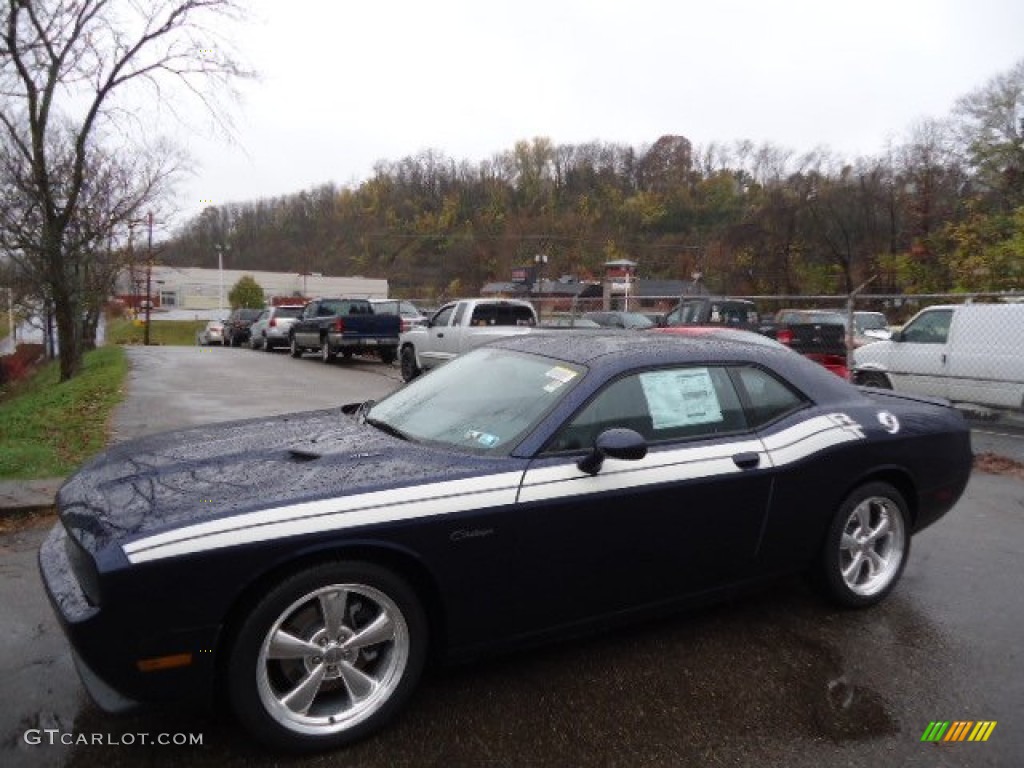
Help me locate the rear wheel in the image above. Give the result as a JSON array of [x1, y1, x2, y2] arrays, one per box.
[[380, 347, 397, 365], [400, 346, 420, 382], [818, 481, 909, 608], [290, 336, 302, 358], [321, 338, 335, 363], [227, 562, 427, 752]]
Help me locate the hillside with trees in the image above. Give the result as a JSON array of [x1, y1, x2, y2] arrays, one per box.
[[159, 57, 1024, 303], [162, 59, 1024, 301]]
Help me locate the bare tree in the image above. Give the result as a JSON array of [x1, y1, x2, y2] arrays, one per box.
[[0, 0, 248, 380]]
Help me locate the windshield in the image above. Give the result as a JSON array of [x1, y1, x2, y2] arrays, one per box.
[[854, 313, 887, 332], [367, 347, 585, 453]]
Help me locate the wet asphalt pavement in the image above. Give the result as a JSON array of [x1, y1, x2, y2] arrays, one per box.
[[3, 345, 1023, 767]]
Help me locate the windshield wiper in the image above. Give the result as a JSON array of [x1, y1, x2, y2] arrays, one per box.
[[364, 417, 413, 442]]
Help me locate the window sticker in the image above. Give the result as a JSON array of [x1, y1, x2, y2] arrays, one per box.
[[546, 366, 578, 384], [640, 368, 723, 429], [543, 366, 579, 393], [465, 430, 501, 448]]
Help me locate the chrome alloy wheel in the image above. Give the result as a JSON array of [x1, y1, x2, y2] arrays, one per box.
[[838, 496, 906, 597], [256, 584, 410, 737]]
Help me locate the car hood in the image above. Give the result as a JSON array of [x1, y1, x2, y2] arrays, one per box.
[[57, 408, 518, 558]]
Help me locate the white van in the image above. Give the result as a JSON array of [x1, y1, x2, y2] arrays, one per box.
[[852, 303, 1024, 410]]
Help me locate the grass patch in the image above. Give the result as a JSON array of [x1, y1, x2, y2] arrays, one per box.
[[106, 317, 207, 346], [0, 346, 128, 480]]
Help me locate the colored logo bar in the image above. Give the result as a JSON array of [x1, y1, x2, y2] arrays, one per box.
[[921, 721, 997, 742]]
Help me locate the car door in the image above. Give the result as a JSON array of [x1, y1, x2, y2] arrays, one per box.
[[883, 307, 954, 399], [511, 365, 774, 633], [293, 301, 321, 347], [419, 303, 460, 369]]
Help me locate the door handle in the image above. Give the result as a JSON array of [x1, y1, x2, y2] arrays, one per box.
[[732, 452, 760, 470]]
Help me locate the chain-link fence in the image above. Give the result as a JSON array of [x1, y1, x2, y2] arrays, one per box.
[[405, 292, 1024, 411]]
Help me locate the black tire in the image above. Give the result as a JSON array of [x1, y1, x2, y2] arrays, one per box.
[[400, 346, 420, 382], [858, 371, 891, 389], [226, 562, 427, 753], [321, 338, 335, 364], [379, 347, 397, 365], [264, 337, 275, 352], [341, 349, 354, 360], [817, 481, 910, 608], [290, 336, 302, 358]]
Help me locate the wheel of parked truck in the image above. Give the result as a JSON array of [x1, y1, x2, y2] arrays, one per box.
[[226, 561, 428, 752], [380, 347, 396, 365], [321, 338, 335, 363], [341, 350, 354, 360], [400, 346, 420, 382], [858, 371, 891, 389], [816, 481, 909, 608], [290, 336, 302, 358], [264, 337, 274, 353]]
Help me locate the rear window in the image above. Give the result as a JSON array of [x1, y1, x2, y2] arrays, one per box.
[[321, 300, 372, 316], [274, 306, 303, 318], [470, 304, 535, 326]]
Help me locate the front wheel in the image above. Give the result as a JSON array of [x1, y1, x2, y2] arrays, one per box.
[[817, 482, 909, 608], [857, 371, 891, 389], [290, 337, 302, 358], [399, 346, 420, 382], [226, 562, 427, 752]]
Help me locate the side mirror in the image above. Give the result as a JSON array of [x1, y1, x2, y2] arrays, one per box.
[[577, 428, 648, 476]]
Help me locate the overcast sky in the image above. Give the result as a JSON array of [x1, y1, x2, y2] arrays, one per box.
[[172, 0, 1024, 231]]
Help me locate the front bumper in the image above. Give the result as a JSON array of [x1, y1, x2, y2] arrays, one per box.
[[38, 525, 218, 710]]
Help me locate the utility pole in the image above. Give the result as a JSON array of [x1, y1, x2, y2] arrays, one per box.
[[144, 212, 153, 345]]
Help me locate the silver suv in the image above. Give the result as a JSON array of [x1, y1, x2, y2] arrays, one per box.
[[248, 305, 305, 351]]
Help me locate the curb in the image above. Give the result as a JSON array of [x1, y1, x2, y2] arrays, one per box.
[[0, 478, 63, 521]]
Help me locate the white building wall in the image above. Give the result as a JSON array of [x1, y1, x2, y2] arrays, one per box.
[[121, 267, 389, 310]]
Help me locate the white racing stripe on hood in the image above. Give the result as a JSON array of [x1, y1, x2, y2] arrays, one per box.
[[122, 413, 864, 564]]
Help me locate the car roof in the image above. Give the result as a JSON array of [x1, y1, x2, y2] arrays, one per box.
[[492, 330, 856, 400]]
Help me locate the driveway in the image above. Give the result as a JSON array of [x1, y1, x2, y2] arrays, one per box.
[[1, 345, 1021, 767]]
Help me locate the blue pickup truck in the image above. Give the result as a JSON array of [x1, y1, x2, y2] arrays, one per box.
[[288, 298, 401, 364]]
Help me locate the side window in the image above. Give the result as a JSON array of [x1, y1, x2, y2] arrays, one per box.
[[432, 305, 455, 327], [546, 367, 746, 453], [302, 303, 317, 319], [901, 309, 953, 344], [732, 366, 807, 428]]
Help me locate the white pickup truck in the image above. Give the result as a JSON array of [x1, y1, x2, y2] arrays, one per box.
[[399, 298, 537, 381]]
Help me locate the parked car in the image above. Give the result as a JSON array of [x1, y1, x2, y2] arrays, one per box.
[[41, 332, 972, 752], [195, 319, 225, 346], [222, 308, 264, 347], [583, 310, 655, 330], [248, 305, 305, 351], [368, 298, 426, 333], [660, 297, 848, 377], [852, 311, 892, 347], [398, 298, 537, 381], [852, 302, 1024, 409]]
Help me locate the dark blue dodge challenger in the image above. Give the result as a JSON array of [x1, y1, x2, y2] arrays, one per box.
[[40, 331, 972, 751]]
